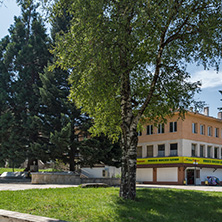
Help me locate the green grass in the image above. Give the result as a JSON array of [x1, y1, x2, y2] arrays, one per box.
[[0, 187, 221, 222], [0, 168, 24, 174], [0, 168, 55, 175]]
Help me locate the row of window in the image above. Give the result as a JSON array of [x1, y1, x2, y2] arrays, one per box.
[[139, 122, 221, 138], [192, 123, 220, 138], [191, 144, 222, 159], [137, 144, 222, 159], [137, 143, 178, 158], [139, 122, 177, 136]]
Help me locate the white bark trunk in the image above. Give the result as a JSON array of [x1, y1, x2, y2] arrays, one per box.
[[119, 122, 138, 200]]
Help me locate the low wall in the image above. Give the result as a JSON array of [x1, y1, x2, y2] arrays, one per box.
[[0, 209, 67, 222], [31, 172, 81, 185], [31, 172, 120, 186]]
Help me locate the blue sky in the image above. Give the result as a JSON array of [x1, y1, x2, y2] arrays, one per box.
[[1, 0, 222, 118]]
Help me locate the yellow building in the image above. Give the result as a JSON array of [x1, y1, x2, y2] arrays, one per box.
[[136, 107, 222, 185]]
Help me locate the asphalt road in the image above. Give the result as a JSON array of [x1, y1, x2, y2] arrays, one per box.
[[0, 181, 221, 192]]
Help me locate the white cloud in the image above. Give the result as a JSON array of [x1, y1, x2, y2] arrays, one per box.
[[190, 70, 222, 89]]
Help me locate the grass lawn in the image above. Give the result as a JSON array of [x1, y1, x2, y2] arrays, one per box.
[[0, 168, 55, 175], [0, 187, 221, 222], [0, 168, 24, 175]]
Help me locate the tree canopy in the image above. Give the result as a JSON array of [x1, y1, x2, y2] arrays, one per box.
[[52, 0, 222, 199], [0, 0, 51, 167], [52, 0, 221, 138], [0, 0, 122, 171]]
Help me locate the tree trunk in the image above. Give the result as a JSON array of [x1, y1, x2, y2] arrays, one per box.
[[24, 158, 38, 171], [69, 147, 75, 172], [119, 123, 138, 200]]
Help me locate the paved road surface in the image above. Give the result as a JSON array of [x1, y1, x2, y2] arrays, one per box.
[[0, 183, 78, 191], [0, 181, 221, 191]]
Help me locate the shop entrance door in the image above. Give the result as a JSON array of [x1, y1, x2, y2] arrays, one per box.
[[187, 169, 195, 185]]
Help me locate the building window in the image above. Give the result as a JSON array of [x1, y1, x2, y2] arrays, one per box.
[[138, 131, 142, 136], [170, 143, 178, 156], [215, 128, 219, 138], [170, 122, 177, 132], [200, 145, 204, 157], [207, 146, 212, 158], [147, 145, 153, 157], [208, 126, 212, 136], [196, 170, 200, 179], [214, 147, 219, 159], [137, 146, 142, 158], [147, 125, 153, 135], [158, 144, 165, 157], [158, 123, 165, 134], [191, 144, 197, 157], [192, 123, 197, 134], [200, 125, 205, 135]]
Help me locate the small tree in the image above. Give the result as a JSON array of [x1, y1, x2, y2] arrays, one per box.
[[52, 0, 221, 199]]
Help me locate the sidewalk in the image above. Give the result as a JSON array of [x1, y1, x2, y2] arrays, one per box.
[[0, 179, 222, 192], [0, 178, 78, 191]]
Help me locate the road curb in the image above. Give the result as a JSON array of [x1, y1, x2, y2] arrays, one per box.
[[0, 209, 67, 222]]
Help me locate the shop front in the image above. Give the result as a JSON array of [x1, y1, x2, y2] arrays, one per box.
[[137, 157, 222, 185]]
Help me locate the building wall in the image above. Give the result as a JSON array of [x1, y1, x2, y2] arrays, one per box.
[[200, 168, 222, 182], [81, 166, 121, 178], [136, 111, 222, 185], [181, 112, 222, 144], [138, 112, 222, 159], [138, 139, 222, 159], [181, 139, 222, 158], [138, 112, 222, 147], [138, 114, 183, 144]]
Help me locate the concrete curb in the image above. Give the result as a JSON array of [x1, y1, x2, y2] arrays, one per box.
[[0, 209, 67, 222]]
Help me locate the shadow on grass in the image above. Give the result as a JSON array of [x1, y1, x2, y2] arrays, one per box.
[[107, 188, 222, 222]]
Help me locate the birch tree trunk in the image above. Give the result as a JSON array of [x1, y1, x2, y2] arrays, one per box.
[[119, 124, 138, 200], [119, 62, 139, 199]]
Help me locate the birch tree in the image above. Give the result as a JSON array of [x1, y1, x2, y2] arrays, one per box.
[[52, 0, 222, 199]]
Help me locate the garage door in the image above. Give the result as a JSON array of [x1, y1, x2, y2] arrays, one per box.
[[157, 167, 178, 182], [136, 168, 153, 182]]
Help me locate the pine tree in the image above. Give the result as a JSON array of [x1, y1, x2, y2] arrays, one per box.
[[39, 66, 88, 171], [79, 134, 121, 168], [39, 5, 122, 171], [1, 0, 50, 169]]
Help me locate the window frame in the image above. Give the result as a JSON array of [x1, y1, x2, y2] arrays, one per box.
[[137, 146, 142, 158], [158, 144, 165, 157], [200, 145, 204, 157], [157, 123, 165, 134], [146, 125, 153, 135], [214, 147, 219, 159], [170, 122, 177, 133], [147, 145, 153, 157], [200, 124, 205, 135], [207, 126, 212, 136], [170, 143, 178, 156], [191, 144, 197, 157], [207, 146, 212, 158], [192, 123, 197, 134], [215, 128, 219, 138]]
